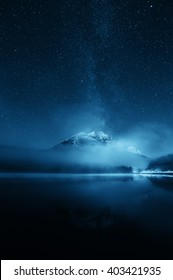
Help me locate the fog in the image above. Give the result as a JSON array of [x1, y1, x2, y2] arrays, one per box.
[[117, 123, 173, 158], [0, 143, 147, 173], [0, 121, 173, 173]]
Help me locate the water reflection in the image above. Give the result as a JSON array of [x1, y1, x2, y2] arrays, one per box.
[[147, 176, 173, 192], [1, 173, 173, 258]]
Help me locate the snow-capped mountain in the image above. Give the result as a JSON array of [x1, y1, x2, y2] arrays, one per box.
[[0, 131, 150, 173], [56, 131, 146, 157], [52, 131, 147, 158], [60, 131, 113, 147]]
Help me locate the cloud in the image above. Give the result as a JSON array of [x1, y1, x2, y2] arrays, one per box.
[[119, 122, 173, 158]]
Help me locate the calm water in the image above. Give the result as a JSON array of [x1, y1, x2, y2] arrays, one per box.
[[1, 173, 173, 259]]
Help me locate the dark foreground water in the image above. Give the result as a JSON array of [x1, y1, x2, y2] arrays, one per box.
[[1, 173, 173, 259]]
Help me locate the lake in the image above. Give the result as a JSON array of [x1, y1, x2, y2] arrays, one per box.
[[1, 173, 173, 259]]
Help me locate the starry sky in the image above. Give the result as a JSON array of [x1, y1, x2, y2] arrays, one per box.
[[0, 0, 172, 148]]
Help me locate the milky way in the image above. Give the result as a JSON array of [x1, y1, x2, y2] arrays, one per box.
[[0, 0, 172, 148]]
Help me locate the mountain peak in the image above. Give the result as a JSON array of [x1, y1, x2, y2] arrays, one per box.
[[60, 131, 112, 147]]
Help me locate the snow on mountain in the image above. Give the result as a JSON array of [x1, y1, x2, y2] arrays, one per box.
[[60, 131, 113, 147], [52, 131, 148, 166], [53, 130, 146, 154]]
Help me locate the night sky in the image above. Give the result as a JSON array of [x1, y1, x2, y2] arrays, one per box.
[[0, 0, 172, 148]]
